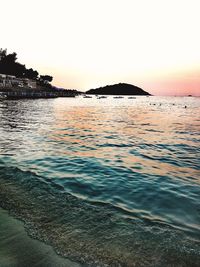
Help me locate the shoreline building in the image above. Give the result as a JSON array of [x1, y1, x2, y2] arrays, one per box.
[[0, 74, 37, 89]]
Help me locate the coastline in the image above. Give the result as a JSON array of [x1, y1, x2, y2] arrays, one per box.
[[0, 87, 79, 99], [0, 208, 83, 267]]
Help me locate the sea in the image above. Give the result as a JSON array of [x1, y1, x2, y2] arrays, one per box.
[[0, 95, 199, 267]]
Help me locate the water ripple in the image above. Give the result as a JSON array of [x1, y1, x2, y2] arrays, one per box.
[[0, 96, 200, 266]]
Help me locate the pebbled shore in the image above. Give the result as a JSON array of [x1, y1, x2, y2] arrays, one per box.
[[0, 208, 83, 267]]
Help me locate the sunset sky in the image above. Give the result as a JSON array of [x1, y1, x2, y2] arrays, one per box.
[[1, 0, 200, 95]]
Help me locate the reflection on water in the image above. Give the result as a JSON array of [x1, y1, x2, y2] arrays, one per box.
[[0, 96, 200, 266]]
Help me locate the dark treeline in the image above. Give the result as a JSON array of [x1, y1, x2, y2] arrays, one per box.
[[0, 48, 53, 87]]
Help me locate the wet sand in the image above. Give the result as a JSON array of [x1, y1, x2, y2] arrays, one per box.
[[0, 208, 82, 267]]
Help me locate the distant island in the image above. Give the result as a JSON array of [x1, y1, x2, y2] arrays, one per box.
[[86, 83, 150, 95]]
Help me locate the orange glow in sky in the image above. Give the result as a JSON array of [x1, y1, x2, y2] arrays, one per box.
[[1, 0, 200, 95]]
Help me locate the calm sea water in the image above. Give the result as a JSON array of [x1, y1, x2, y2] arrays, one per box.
[[0, 96, 200, 266]]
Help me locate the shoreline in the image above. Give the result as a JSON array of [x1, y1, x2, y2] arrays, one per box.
[[0, 86, 80, 99], [0, 207, 83, 267]]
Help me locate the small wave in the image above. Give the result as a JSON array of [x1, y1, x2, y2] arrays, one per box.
[[0, 166, 199, 267]]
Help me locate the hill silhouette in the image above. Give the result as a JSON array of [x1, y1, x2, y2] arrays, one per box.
[[86, 83, 150, 95], [0, 48, 53, 88]]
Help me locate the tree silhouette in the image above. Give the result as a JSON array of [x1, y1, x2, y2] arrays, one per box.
[[0, 50, 27, 77], [40, 75, 53, 83], [0, 48, 7, 60], [25, 68, 39, 79], [0, 48, 53, 86]]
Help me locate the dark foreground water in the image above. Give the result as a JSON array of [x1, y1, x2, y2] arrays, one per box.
[[0, 96, 200, 266]]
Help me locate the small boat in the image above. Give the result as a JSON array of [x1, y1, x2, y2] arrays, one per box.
[[128, 96, 136, 99], [97, 96, 107, 99], [83, 95, 92, 98], [113, 96, 124, 99]]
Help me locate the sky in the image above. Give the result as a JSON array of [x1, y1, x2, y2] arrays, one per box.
[[1, 0, 200, 95]]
